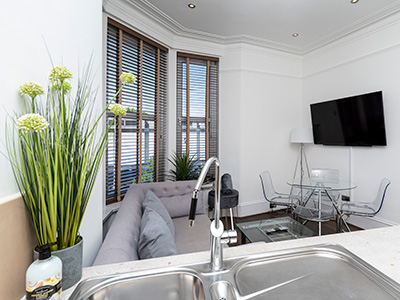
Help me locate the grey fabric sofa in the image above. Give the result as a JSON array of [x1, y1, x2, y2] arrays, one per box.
[[93, 180, 211, 266]]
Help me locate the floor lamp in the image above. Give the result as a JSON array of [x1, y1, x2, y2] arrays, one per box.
[[290, 128, 313, 201]]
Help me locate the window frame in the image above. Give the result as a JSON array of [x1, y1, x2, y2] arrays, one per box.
[[106, 18, 168, 204], [176, 52, 219, 168]]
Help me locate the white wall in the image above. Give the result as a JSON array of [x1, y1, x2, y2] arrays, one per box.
[[220, 44, 302, 216], [0, 0, 103, 266], [302, 15, 400, 227]]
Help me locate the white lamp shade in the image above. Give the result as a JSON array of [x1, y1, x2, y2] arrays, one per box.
[[290, 128, 314, 144]]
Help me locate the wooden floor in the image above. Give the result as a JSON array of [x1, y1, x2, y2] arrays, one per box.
[[225, 208, 362, 246]]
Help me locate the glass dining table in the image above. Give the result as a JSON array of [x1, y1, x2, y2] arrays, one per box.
[[287, 178, 357, 235]]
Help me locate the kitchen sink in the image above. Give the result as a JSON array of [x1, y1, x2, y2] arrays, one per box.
[[233, 246, 400, 299], [69, 271, 205, 300], [69, 244, 400, 300]]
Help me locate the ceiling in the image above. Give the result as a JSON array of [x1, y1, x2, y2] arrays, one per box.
[[127, 0, 400, 54]]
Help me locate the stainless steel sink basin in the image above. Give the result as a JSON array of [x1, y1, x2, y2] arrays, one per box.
[[69, 244, 400, 300], [233, 245, 400, 299], [69, 271, 205, 300]]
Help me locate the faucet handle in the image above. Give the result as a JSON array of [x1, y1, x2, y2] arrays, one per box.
[[188, 196, 198, 227], [221, 229, 238, 244]]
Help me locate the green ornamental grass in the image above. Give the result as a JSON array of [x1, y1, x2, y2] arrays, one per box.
[[168, 152, 200, 181], [7, 62, 135, 250]]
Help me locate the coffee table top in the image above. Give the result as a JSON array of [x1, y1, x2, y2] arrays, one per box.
[[236, 216, 317, 243]]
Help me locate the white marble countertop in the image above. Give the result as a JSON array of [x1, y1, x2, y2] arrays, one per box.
[[63, 225, 400, 299]]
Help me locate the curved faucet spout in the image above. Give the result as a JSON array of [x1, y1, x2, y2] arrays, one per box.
[[188, 157, 237, 271], [189, 157, 221, 228], [194, 157, 220, 191]]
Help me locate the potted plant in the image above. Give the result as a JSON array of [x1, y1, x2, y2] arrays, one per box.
[[6, 62, 135, 289], [168, 152, 200, 181]]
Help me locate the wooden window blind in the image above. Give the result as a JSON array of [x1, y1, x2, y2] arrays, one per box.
[[106, 19, 168, 203], [176, 53, 219, 170]]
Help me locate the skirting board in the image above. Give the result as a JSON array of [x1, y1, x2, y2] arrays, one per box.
[[347, 215, 398, 229]]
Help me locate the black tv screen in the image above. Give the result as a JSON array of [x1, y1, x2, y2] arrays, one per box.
[[310, 91, 387, 146]]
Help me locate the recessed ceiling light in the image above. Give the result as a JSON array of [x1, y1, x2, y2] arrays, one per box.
[[188, 3, 196, 9], [292, 33, 299, 37], [350, 0, 359, 3]]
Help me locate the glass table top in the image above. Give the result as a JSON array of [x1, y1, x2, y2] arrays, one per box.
[[287, 178, 357, 191], [236, 216, 317, 243]]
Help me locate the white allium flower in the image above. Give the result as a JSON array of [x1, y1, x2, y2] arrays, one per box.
[[16, 113, 49, 133], [49, 66, 73, 83], [110, 104, 127, 116], [120, 73, 136, 85], [19, 82, 44, 99]]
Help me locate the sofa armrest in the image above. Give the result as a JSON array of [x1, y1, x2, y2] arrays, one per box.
[[93, 186, 143, 265]]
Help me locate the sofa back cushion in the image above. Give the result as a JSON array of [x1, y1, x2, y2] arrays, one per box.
[[159, 192, 203, 218], [142, 190, 175, 237], [138, 207, 178, 259], [133, 181, 205, 218]]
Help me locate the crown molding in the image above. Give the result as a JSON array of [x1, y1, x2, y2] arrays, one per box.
[[302, 1, 400, 54], [104, 0, 174, 49], [125, 0, 185, 34], [303, 11, 400, 61], [120, 0, 400, 56], [224, 43, 302, 62], [124, 0, 303, 54]]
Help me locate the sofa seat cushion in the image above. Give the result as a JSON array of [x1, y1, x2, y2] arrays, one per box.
[[138, 207, 178, 259], [142, 190, 175, 237], [173, 214, 211, 254]]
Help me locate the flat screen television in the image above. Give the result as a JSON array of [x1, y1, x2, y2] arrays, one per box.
[[310, 91, 387, 146]]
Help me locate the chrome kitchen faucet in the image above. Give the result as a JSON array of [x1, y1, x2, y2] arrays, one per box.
[[189, 157, 237, 271]]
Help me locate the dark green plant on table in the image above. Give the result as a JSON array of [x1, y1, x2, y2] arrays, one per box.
[[6, 62, 135, 251], [168, 152, 200, 181]]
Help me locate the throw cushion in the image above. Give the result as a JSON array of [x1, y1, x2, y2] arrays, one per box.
[[138, 207, 178, 259], [142, 190, 175, 237]]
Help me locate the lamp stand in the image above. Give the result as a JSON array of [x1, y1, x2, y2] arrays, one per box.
[[293, 143, 310, 180], [291, 143, 311, 203]]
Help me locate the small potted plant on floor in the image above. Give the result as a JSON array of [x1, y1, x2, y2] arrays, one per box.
[[6, 61, 135, 289], [168, 152, 200, 181]]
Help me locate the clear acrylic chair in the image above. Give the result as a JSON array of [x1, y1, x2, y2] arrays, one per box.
[[310, 168, 341, 203], [259, 171, 299, 210], [341, 178, 390, 218]]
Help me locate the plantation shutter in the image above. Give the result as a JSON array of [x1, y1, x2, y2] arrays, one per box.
[[106, 18, 168, 203], [176, 53, 219, 169]]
